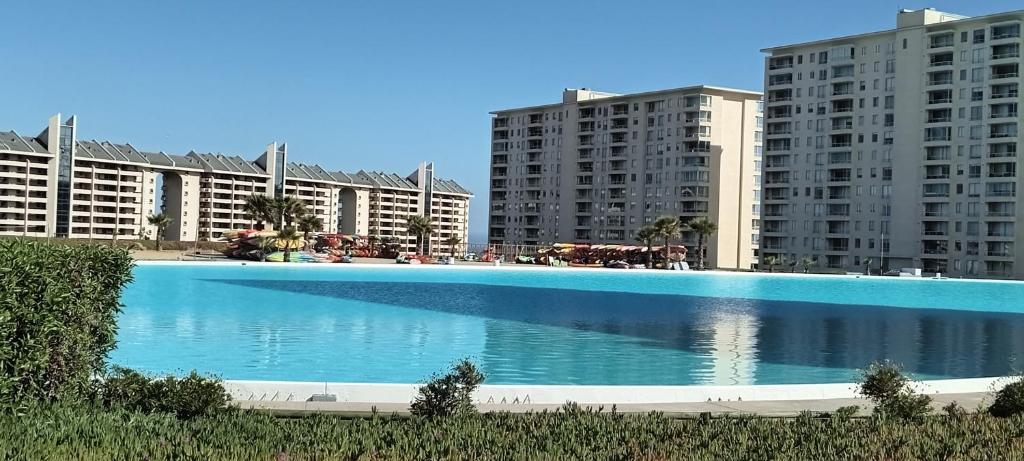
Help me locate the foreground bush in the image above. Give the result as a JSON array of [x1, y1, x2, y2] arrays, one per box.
[[93, 367, 230, 419], [858, 360, 932, 421], [990, 375, 1024, 418], [1, 404, 1023, 460], [410, 358, 485, 418], [0, 240, 134, 407]]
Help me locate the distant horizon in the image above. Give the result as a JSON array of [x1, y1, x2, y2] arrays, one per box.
[[3, 1, 1019, 243]]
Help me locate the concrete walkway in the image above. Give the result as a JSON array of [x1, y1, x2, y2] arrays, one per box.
[[235, 392, 991, 418]]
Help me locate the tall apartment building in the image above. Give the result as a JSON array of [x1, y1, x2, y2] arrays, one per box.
[[489, 86, 763, 270], [0, 114, 471, 254], [762, 8, 1023, 278]]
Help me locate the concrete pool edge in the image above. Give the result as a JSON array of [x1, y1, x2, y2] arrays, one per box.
[[225, 376, 1008, 406], [133, 259, 1024, 284]]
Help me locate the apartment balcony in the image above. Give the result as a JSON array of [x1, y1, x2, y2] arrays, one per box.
[[929, 53, 954, 67], [764, 173, 790, 185], [927, 90, 954, 105], [991, 83, 1019, 100], [831, 81, 855, 96], [990, 124, 1019, 140], [988, 165, 1017, 178], [768, 56, 794, 71], [989, 109, 1018, 120], [921, 241, 949, 256], [991, 24, 1021, 41], [828, 152, 852, 164], [831, 118, 854, 131], [768, 74, 793, 86], [827, 204, 850, 217], [830, 101, 854, 114], [924, 166, 951, 180], [992, 63, 1020, 80], [929, 35, 955, 49], [826, 243, 850, 253], [766, 108, 792, 120], [922, 185, 950, 198], [991, 44, 1021, 61], [828, 172, 851, 183]]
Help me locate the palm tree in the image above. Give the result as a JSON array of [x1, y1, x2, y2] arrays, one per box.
[[444, 236, 462, 258], [255, 236, 276, 262], [367, 234, 379, 257], [686, 217, 718, 271], [271, 195, 308, 228], [652, 216, 682, 270], [276, 226, 300, 262], [243, 194, 273, 229], [380, 235, 398, 258], [635, 226, 657, 269], [405, 215, 434, 255], [147, 213, 173, 251], [863, 257, 873, 276], [297, 214, 323, 242], [800, 256, 817, 274], [764, 255, 779, 273]]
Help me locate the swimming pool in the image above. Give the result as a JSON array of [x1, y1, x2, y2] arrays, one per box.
[[111, 263, 1024, 386]]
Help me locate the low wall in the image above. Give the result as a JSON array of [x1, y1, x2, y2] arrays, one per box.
[[225, 376, 1004, 405]]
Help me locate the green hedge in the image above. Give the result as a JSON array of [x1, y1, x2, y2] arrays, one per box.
[[0, 239, 134, 407], [1, 405, 1022, 460]]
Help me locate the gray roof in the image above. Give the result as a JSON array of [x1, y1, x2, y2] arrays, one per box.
[[75, 140, 149, 163], [0, 131, 48, 154], [142, 151, 207, 171], [188, 152, 268, 176], [285, 162, 340, 183], [432, 177, 472, 196], [357, 170, 420, 191], [75, 141, 268, 176], [327, 170, 374, 186]]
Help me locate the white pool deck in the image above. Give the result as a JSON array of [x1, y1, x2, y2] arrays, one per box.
[[226, 377, 1005, 416], [139, 261, 1019, 415]]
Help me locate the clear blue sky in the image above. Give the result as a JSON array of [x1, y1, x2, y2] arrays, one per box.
[[1, 1, 1019, 242]]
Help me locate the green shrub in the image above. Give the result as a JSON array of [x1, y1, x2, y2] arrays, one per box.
[[410, 358, 485, 418], [1, 404, 1022, 460], [95, 367, 230, 420], [989, 376, 1024, 418], [0, 240, 134, 408], [858, 360, 932, 422], [944, 402, 968, 418]]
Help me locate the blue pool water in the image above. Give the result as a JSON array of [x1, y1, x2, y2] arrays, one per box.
[[111, 264, 1024, 386]]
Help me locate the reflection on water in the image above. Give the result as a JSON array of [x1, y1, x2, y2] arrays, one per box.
[[194, 279, 1024, 384]]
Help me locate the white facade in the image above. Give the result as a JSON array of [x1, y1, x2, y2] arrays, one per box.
[[0, 115, 472, 250], [762, 8, 1023, 278], [489, 86, 763, 270]]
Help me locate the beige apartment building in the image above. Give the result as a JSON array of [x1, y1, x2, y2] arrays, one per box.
[[0, 114, 471, 255], [762, 8, 1023, 278], [489, 86, 763, 270]]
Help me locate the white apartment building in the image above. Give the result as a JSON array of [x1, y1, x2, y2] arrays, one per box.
[[762, 8, 1023, 278], [489, 86, 763, 270], [0, 114, 471, 254]]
